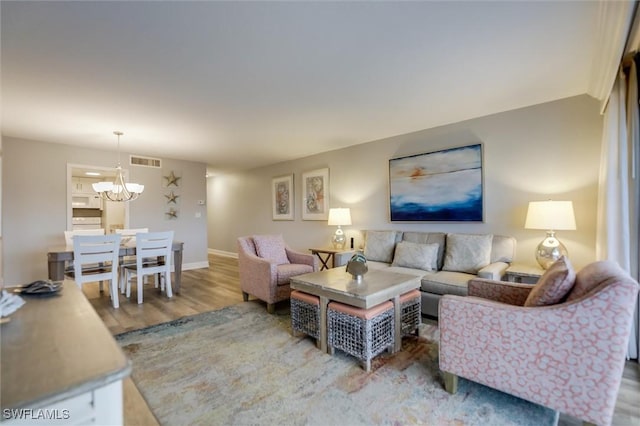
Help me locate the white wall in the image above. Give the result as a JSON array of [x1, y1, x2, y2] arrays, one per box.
[[2, 137, 209, 284], [208, 95, 603, 269]]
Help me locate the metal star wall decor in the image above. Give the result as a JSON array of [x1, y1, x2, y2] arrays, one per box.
[[163, 171, 181, 187], [165, 191, 179, 204], [165, 208, 178, 220]]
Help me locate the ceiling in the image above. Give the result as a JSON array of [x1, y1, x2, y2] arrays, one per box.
[[1, 1, 606, 174]]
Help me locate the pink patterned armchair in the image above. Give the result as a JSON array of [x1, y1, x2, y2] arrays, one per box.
[[237, 235, 318, 314], [439, 259, 639, 426]]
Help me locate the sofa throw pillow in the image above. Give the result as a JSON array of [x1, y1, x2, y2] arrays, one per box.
[[392, 241, 439, 271], [364, 231, 398, 263], [442, 233, 493, 274], [252, 234, 290, 265], [524, 256, 575, 307]]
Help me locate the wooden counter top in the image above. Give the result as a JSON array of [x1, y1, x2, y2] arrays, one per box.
[[1, 280, 131, 411]]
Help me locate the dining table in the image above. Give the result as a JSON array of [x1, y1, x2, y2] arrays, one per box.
[[47, 240, 185, 293]]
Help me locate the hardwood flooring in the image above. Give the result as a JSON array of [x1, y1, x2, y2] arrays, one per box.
[[86, 253, 246, 426], [85, 254, 640, 426], [87, 254, 244, 336]]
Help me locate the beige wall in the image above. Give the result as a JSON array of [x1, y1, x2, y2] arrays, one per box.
[[208, 95, 603, 269], [2, 137, 209, 284]]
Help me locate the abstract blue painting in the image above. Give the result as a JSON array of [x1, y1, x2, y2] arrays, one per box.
[[389, 144, 483, 221]]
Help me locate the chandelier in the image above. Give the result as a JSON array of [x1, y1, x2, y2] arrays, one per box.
[[92, 131, 145, 202]]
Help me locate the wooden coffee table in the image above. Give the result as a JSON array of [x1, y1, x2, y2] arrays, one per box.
[[290, 267, 421, 354]]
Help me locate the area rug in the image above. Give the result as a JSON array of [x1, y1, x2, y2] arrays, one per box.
[[116, 302, 558, 426]]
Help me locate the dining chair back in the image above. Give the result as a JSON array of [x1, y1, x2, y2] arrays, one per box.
[[64, 228, 105, 246], [124, 231, 174, 304], [64, 228, 107, 291], [115, 227, 149, 241], [115, 228, 150, 292], [72, 234, 121, 308]]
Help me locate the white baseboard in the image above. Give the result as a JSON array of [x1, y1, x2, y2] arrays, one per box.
[[208, 248, 238, 259], [180, 261, 210, 271]]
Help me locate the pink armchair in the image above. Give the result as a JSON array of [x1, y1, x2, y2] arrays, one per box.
[[237, 235, 318, 314], [439, 260, 639, 426]]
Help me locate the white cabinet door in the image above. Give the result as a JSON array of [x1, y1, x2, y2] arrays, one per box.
[[71, 178, 100, 194]]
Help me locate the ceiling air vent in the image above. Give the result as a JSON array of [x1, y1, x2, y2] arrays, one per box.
[[130, 155, 162, 168]]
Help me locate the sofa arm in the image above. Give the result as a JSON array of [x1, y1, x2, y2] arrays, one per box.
[[477, 261, 509, 280], [285, 248, 319, 271], [468, 278, 532, 306]]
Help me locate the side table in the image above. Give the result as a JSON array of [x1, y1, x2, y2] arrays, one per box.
[[505, 264, 545, 284], [309, 248, 355, 271]]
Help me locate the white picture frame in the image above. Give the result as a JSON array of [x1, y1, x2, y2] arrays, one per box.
[[272, 174, 294, 220], [302, 168, 329, 220]]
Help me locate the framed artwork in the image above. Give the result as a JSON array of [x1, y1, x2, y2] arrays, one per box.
[[272, 174, 294, 220], [302, 168, 329, 220], [389, 144, 483, 222]]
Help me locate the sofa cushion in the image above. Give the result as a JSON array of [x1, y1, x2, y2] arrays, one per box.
[[253, 234, 290, 265], [365, 260, 391, 271], [443, 233, 493, 274], [524, 256, 575, 307], [276, 263, 313, 285], [364, 230, 399, 263], [392, 241, 439, 271], [401, 232, 446, 270], [387, 265, 430, 277], [421, 271, 473, 297], [566, 260, 622, 302], [490, 235, 517, 263]]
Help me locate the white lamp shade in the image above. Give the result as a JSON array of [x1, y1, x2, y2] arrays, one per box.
[[125, 183, 145, 193], [328, 208, 352, 226], [92, 181, 113, 192], [525, 201, 576, 231]]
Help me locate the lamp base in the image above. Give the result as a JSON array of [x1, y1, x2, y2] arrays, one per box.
[[332, 227, 346, 249], [535, 231, 568, 269]]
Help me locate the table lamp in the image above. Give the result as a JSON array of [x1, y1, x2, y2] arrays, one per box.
[[328, 208, 352, 249], [524, 200, 576, 269]]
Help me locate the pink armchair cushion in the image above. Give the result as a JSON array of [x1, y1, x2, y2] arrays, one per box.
[[253, 234, 290, 265], [566, 260, 623, 302], [524, 256, 575, 307], [468, 278, 533, 306], [276, 263, 313, 285]]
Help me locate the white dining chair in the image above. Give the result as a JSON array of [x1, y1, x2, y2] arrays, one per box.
[[64, 228, 106, 246], [64, 228, 107, 291], [124, 231, 174, 304], [73, 234, 121, 308], [115, 227, 149, 241], [115, 228, 149, 293]]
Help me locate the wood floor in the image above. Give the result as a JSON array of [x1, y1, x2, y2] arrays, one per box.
[[85, 254, 640, 426]]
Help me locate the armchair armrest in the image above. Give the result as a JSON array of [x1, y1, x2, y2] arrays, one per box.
[[238, 251, 279, 300], [477, 261, 509, 280], [468, 278, 533, 306], [285, 248, 319, 271]]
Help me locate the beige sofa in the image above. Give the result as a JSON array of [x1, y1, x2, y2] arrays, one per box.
[[362, 230, 516, 318]]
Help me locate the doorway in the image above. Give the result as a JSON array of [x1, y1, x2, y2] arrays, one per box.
[[67, 163, 129, 233]]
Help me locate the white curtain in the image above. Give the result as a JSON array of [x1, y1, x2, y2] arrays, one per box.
[[597, 61, 639, 360]]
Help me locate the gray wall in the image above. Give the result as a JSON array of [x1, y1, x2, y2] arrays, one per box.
[[2, 137, 208, 284], [207, 95, 603, 270]]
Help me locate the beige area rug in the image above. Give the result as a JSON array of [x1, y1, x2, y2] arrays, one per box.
[[116, 302, 558, 426]]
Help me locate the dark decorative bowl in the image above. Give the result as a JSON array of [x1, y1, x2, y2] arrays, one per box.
[[346, 253, 368, 282]]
